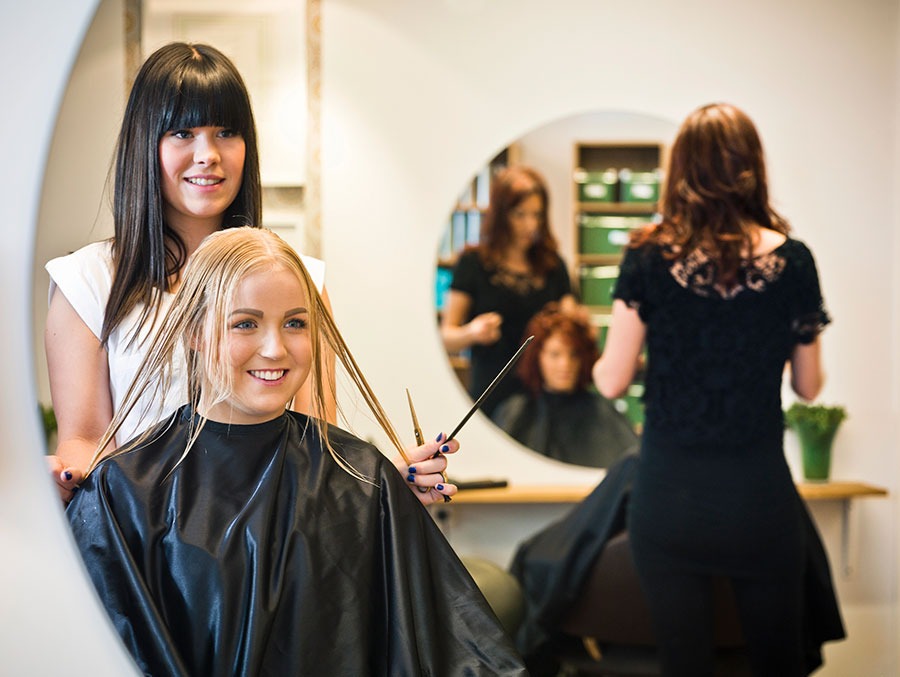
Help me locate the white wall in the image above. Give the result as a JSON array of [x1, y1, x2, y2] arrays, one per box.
[[32, 0, 125, 405], [320, 1, 899, 673]]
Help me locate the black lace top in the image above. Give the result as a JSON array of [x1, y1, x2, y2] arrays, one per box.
[[614, 238, 830, 445]]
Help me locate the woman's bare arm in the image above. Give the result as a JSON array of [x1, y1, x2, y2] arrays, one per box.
[[789, 338, 824, 401], [45, 288, 115, 501], [592, 299, 646, 399]]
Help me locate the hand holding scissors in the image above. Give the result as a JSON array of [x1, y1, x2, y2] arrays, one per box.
[[405, 389, 455, 504]]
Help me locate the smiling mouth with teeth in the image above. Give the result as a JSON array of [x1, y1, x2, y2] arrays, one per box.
[[249, 370, 286, 381], [186, 177, 224, 186]]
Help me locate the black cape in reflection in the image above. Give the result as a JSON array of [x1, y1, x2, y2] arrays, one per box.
[[492, 390, 639, 468], [67, 406, 526, 677]]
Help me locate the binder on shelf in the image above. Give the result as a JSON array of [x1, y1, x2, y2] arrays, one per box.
[[475, 167, 491, 207], [466, 210, 481, 246], [451, 211, 467, 253]]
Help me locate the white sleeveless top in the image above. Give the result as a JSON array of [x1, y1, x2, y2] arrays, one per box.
[[46, 240, 326, 446]]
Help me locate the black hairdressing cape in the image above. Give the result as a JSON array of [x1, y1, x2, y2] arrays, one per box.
[[509, 455, 844, 676], [491, 390, 639, 468], [67, 406, 526, 676]]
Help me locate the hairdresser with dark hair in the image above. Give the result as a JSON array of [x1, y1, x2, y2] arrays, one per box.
[[442, 166, 582, 415], [45, 43, 455, 506], [593, 103, 839, 675]]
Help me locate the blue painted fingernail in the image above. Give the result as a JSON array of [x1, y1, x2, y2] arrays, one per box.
[[407, 475, 415, 483], [435, 433, 444, 442], [440, 445, 450, 453], [436, 484, 444, 490], [408, 466, 416, 474], [64, 471, 73, 481]]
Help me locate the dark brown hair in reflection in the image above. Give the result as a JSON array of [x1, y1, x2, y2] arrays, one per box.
[[492, 303, 638, 468], [517, 303, 598, 395], [478, 166, 560, 275]]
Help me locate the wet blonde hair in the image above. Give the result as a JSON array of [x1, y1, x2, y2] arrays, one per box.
[[88, 227, 406, 478]]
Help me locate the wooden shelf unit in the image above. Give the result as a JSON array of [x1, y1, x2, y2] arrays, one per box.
[[571, 141, 664, 272], [571, 141, 664, 433]]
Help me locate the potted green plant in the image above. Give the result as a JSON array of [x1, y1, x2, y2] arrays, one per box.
[[784, 402, 847, 482], [39, 402, 57, 450]]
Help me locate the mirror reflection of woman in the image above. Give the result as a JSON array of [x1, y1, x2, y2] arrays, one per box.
[[66, 227, 525, 676], [441, 166, 581, 415], [44, 43, 454, 505], [593, 103, 836, 675], [492, 305, 638, 467]]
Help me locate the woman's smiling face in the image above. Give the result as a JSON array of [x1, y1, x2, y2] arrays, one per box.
[[158, 125, 245, 234], [538, 331, 581, 393], [204, 266, 312, 425]]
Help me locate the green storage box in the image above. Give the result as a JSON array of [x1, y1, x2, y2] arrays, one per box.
[[613, 383, 645, 429], [595, 323, 609, 353], [574, 168, 617, 202], [619, 168, 662, 203], [579, 214, 647, 255], [591, 311, 612, 353], [580, 265, 619, 306]]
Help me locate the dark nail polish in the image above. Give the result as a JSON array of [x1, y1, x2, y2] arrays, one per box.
[[407, 475, 415, 483], [440, 445, 450, 453], [435, 432, 444, 443], [408, 467, 417, 474], [64, 471, 73, 481], [436, 484, 444, 490]]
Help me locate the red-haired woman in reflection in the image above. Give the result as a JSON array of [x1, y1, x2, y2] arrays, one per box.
[[441, 166, 579, 415], [493, 305, 637, 467], [593, 103, 841, 675]]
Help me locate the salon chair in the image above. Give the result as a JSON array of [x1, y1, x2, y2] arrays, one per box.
[[461, 557, 526, 637], [554, 530, 751, 677]]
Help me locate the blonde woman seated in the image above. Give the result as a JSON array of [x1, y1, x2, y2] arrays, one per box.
[[66, 227, 526, 676], [492, 306, 637, 467]]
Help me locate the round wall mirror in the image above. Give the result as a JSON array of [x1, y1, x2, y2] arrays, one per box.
[[435, 110, 678, 469]]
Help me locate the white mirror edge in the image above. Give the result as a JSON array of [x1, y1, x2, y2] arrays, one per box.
[[0, 1, 138, 673]]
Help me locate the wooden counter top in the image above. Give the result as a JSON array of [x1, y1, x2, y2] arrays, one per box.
[[450, 481, 888, 505]]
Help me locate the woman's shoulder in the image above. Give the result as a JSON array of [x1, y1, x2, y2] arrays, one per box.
[[779, 236, 814, 258], [456, 247, 484, 266], [450, 247, 489, 285], [548, 249, 569, 268], [46, 240, 114, 283], [286, 411, 386, 472], [71, 412, 185, 510], [95, 409, 187, 474], [775, 237, 821, 284], [298, 253, 325, 294]]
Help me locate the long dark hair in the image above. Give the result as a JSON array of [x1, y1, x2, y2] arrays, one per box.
[[102, 42, 262, 345], [479, 166, 560, 276], [633, 103, 789, 284]]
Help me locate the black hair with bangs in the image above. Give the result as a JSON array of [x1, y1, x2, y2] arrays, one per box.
[[102, 42, 262, 346]]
